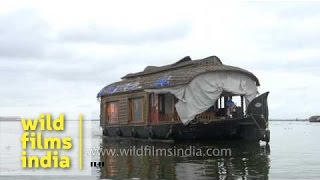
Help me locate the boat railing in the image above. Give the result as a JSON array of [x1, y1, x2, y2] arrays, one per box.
[[196, 112, 216, 121], [159, 112, 217, 122], [159, 112, 181, 121]]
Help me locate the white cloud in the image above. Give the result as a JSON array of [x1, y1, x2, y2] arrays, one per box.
[[0, 1, 319, 119], [257, 70, 320, 119]]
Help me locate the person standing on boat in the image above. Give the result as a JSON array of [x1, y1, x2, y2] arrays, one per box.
[[226, 99, 235, 118]]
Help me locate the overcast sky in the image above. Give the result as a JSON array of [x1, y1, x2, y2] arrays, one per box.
[[0, 1, 319, 119]]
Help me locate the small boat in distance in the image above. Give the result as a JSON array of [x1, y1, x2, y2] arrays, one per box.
[[309, 116, 320, 122], [0, 116, 20, 121], [97, 55, 270, 142]]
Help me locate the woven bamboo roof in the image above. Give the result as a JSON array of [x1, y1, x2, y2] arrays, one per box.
[[97, 56, 260, 97]]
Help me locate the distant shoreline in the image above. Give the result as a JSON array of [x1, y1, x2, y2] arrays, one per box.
[[269, 119, 308, 121]]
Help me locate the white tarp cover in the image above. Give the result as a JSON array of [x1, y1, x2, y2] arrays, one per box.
[[146, 71, 258, 125]]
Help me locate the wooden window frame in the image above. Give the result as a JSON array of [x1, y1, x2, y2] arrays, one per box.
[[158, 93, 175, 121], [128, 97, 144, 123], [106, 101, 119, 124]]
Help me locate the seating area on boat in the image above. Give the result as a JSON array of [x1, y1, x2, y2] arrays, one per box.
[[147, 92, 246, 124]]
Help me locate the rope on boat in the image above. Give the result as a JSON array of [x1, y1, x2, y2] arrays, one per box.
[[250, 113, 268, 128], [250, 114, 263, 132], [250, 114, 270, 143]]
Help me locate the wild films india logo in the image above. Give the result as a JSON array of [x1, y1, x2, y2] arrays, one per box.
[[15, 113, 91, 175]]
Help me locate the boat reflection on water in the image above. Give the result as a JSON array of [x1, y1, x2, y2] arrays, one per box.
[[97, 138, 270, 179]]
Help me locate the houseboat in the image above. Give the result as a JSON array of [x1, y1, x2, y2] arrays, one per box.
[[97, 56, 270, 142]]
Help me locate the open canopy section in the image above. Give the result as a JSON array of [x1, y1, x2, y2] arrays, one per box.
[[147, 71, 258, 124]]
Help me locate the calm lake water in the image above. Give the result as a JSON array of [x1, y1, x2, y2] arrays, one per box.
[[1, 121, 320, 179]]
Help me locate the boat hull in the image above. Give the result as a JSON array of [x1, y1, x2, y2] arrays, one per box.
[[102, 117, 269, 142]]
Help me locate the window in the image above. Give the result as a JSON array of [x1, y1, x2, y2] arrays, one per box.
[[149, 93, 159, 123], [106, 101, 118, 123], [159, 93, 174, 114], [129, 97, 144, 123], [158, 93, 175, 121]]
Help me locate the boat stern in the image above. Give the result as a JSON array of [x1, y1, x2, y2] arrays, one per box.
[[246, 92, 270, 142]]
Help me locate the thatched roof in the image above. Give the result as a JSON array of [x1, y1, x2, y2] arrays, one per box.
[[97, 55, 260, 97]]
